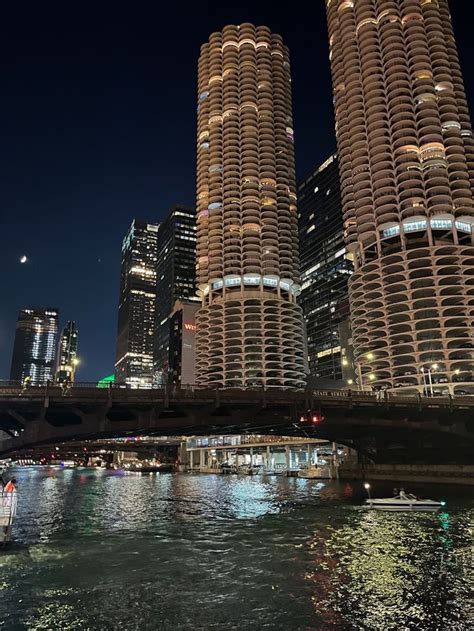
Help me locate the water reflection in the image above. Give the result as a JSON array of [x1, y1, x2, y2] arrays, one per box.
[[2, 467, 473, 630], [309, 508, 473, 629]]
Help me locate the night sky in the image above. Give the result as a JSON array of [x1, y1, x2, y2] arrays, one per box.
[[0, 1, 472, 382]]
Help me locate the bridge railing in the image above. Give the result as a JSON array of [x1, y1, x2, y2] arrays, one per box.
[[0, 381, 472, 408]]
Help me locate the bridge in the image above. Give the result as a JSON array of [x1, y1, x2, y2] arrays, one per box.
[[0, 382, 473, 464]]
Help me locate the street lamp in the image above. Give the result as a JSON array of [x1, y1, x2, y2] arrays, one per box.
[[421, 364, 438, 396], [364, 482, 371, 499]]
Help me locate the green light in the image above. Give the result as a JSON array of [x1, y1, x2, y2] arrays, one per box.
[[97, 374, 115, 388], [440, 501, 446, 506]]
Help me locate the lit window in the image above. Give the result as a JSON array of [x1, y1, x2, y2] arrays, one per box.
[[455, 221, 472, 234], [404, 220, 427, 233], [383, 226, 400, 238], [430, 219, 452, 230]]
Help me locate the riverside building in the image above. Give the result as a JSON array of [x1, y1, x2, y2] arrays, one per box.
[[326, 0, 474, 394], [115, 220, 158, 388], [10, 308, 59, 385], [298, 153, 352, 381], [56, 321, 79, 383], [154, 205, 198, 384], [195, 23, 307, 388]]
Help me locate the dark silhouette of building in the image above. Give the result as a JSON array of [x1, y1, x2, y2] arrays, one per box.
[[298, 153, 353, 380], [10, 308, 59, 385], [154, 205, 197, 384], [115, 219, 158, 387], [56, 321, 79, 383]]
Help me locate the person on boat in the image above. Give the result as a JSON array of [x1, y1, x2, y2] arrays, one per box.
[[393, 487, 399, 497], [399, 488, 407, 500], [3, 478, 16, 494]]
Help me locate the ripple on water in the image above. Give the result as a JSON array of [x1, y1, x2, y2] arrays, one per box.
[[1, 467, 473, 630]]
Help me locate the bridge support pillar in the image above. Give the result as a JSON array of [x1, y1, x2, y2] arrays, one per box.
[[307, 443, 311, 466], [189, 450, 194, 471], [266, 445, 270, 470], [285, 446, 290, 474]]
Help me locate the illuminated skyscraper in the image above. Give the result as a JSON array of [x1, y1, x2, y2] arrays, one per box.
[[326, 0, 474, 394], [10, 308, 59, 385], [298, 153, 352, 380], [56, 321, 79, 383], [115, 219, 158, 387], [154, 205, 197, 383], [195, 23, 306, 388]]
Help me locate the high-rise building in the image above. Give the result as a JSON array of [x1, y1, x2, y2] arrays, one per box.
[[195, 23, 307, 388], [115, 219, 158, 388], [10, 308, 59, 385], [56, 320, 79, 383], [154, 205, 197, 383], [168, 300, 200, 386], [326, 0, 474, 394], [298, 153, 353, 381]]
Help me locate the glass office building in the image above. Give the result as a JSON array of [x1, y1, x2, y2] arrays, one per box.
[[298, 153, 352, 380]]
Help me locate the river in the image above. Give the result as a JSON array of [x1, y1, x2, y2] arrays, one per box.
[[1, 466, 473, 630]]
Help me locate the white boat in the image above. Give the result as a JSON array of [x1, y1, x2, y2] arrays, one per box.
[[365, 491, 445, 512]]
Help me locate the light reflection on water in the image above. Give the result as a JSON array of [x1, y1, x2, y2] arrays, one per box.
[[1, 467, 473, 630]]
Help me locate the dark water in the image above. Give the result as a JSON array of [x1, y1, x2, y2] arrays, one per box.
[[1, 467, 473, 630]]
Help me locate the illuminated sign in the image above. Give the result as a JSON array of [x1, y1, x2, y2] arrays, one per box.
[[184, 323, 197, 331]]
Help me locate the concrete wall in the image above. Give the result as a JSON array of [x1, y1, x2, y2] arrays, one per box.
[[340, 464, 474, 486]]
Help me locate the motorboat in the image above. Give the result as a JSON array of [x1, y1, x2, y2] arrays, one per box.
[[365, 490, 445, 512]]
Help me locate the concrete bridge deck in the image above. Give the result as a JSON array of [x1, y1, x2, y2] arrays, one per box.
[[1, 383, 473, 464]]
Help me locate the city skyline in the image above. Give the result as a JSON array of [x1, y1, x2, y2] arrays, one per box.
[[0, 2, 473, 382]]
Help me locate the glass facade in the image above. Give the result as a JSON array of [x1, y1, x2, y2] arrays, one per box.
[[298, 153, 353, 380], [56, 320, 78, 383], [154, 205, 197, 384], [115, 220, 159, 388], [10, 308, 59, 385]]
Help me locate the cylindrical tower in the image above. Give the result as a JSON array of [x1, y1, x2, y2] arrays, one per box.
[[326, 0, 474, 394], [195, 23, 307, 388]]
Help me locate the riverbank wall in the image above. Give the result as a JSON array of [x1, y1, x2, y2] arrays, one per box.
[[339, 464, 474, 486]]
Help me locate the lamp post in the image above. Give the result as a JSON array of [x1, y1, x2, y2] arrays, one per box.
[[364, 482, 371, 499], [357, 352, 375, 392], [421, 364, 438, 396]]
